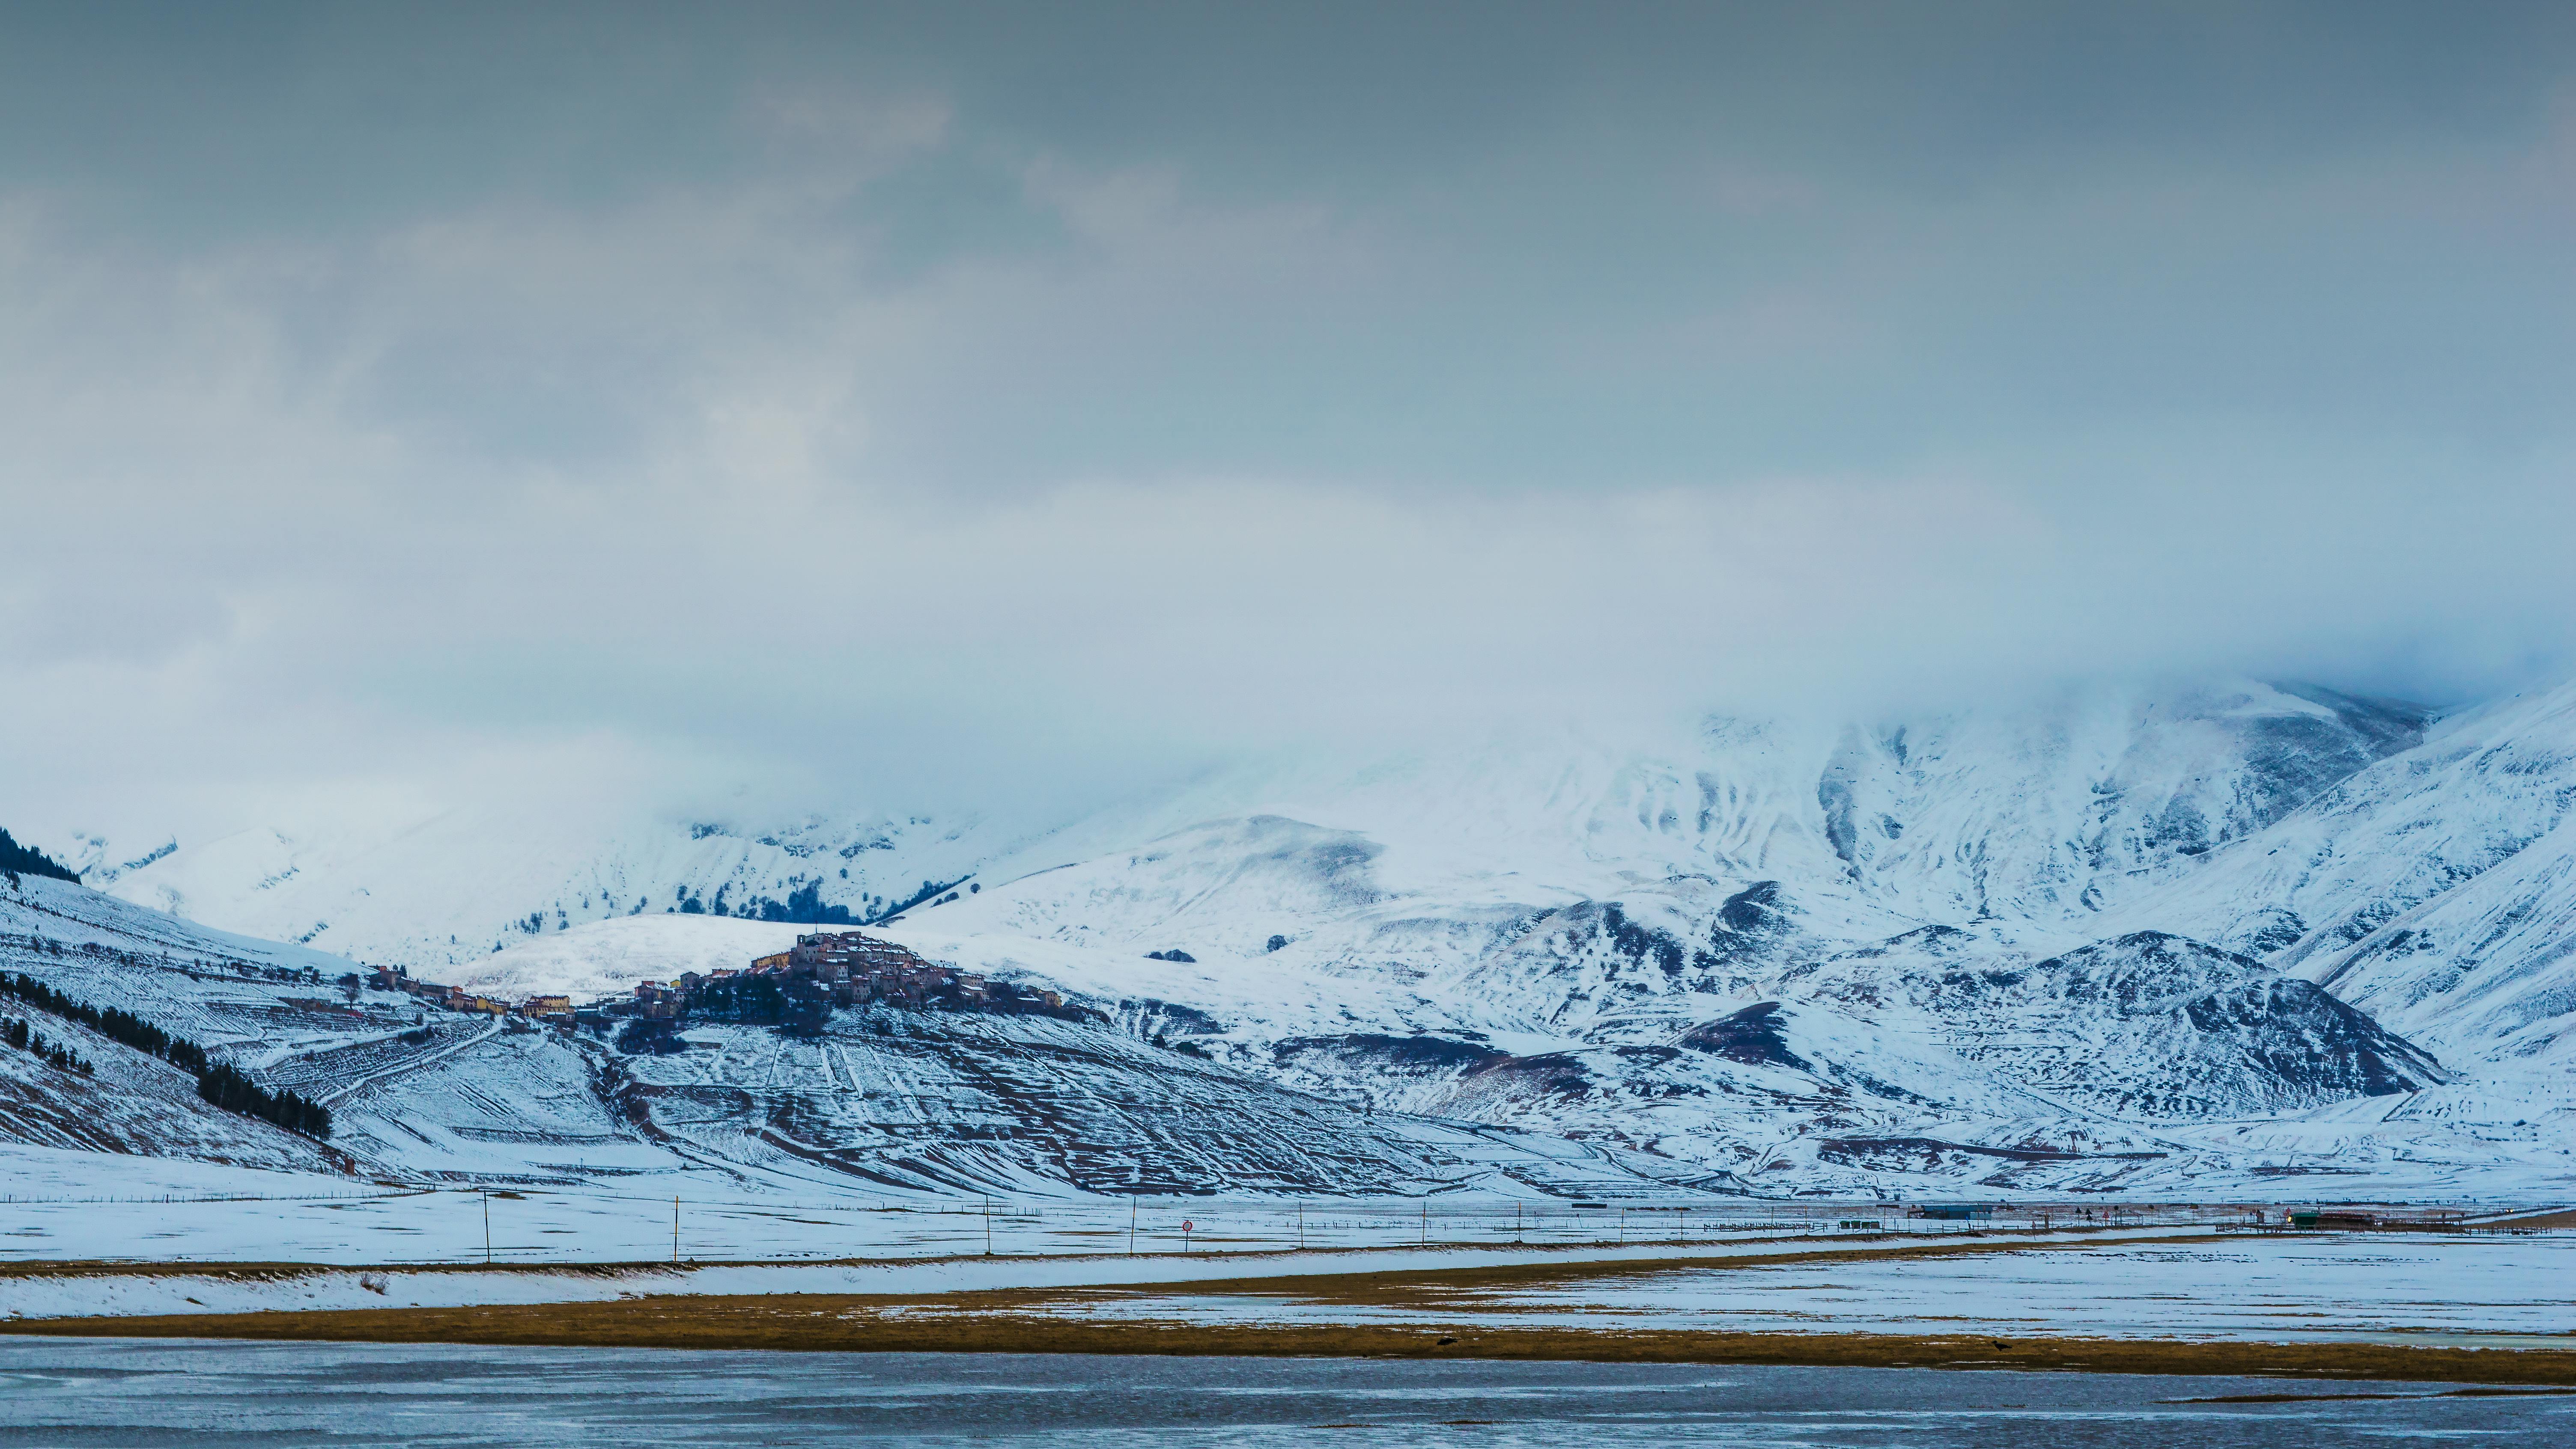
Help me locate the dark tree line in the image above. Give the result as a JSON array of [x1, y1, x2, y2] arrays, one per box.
[[0, 971, 327, 1139], [0, 828, 80, 885], [0, 974, 210, 1073], [759, 880, 855, 925], [195, 1063, 332, 1139], [668, 874, 973, 925]]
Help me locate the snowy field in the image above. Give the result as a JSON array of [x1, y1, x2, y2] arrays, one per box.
[[0, 1142, 2225, 1267], [1026, 1234, 2576, 1348], [0, 1225, 2210, 1321]]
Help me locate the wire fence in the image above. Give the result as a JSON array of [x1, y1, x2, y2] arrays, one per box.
[[11, 1191, 2557, 1267], [0, 1192, 402, 1205]]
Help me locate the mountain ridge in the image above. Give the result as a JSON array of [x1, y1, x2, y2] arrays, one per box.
[[12, 673, 2576, 1200]]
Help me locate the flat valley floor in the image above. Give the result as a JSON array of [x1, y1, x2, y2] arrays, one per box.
[[9, 1231, 2576, 1389]]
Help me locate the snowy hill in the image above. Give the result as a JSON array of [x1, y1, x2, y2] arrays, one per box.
[[0, 874, 1708, 1202], [454, 916, 808, 1003]]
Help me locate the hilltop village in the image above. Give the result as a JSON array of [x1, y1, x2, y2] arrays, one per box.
[[630, 930, 1075, 1020], [370, 930, 1083, 1032]]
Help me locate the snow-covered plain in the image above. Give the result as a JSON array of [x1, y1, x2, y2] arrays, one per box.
[[0, 1131, 2207, 1270], [1023, 1234, 2576, 1348]]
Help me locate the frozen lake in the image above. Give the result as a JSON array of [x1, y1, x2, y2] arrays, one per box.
[[0, 1341, 2569, 1446]]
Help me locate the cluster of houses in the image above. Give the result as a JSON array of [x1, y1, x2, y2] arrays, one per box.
[[368, 963, 564, 1021], [624, 930, 1071, 1020]]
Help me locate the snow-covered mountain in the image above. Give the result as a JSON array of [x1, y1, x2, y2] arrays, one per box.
[[844, 677, 2576, 1195], [15, 674, 2576, 1201]]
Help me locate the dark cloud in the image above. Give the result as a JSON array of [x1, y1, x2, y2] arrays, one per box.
[[1, 1, 2572, 843]]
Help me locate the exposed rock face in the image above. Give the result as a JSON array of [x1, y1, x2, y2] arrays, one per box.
[[1676, 1003, 1810, 1070]]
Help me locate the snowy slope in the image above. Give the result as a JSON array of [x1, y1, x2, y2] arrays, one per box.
[[2121, 683, 2576, 1065]]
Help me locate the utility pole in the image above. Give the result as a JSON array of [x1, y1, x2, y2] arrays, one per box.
[[1420, 1199, 1428, 1246], [1128, 1196, 1137, 1255], [984, 1194, 993, 1256], [481, 1188, 491, 1264], [1297, 1202, 1305, 1251], [673, 1196, 679, 1264], [1515, 1201, 1523, 1243]]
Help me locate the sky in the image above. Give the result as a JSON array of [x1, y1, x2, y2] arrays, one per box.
[[2, 0, 2573, 848]]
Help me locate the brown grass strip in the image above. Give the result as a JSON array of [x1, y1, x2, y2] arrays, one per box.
[[1108, 1231, 2225, 1304], [6, 1298, 2575, 1385]]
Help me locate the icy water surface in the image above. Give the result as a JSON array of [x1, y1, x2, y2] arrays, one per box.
[[0, 1340, 2568, 1446]]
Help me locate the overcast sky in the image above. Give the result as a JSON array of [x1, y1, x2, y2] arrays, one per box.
[[3, 1, 2573, 844]]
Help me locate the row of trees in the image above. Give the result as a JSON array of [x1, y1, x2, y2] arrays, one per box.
[[0, 973, 210, 1072], [0, 828, 79, 885], [196, 1063, 333, 1139], [3, 1015, 93, 1075], [0, 972, 210, 1071], [668, 875, 975, 925], [0, 971, 327, 1139]]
